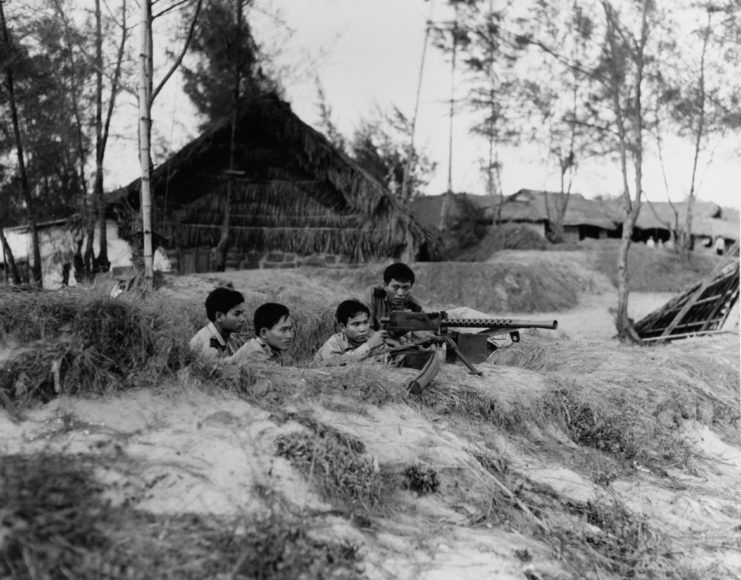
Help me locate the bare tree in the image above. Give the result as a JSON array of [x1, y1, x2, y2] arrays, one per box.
[[138, 0, 202, 285], [600, 0, 652, 342], [1, 0, 42, 286]]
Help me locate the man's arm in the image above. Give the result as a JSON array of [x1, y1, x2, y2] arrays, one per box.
[[231, 338, 272, 364], [314, 332, 386, 366]]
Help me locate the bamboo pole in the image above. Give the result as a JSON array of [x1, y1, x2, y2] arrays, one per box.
[[139, 0, 154, 285]]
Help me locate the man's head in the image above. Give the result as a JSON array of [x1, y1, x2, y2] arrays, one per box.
[[254, 302, 294, 352], [336, 299, 372, 344], [382, 262, 415, 308], [205, 287, 246, 336]]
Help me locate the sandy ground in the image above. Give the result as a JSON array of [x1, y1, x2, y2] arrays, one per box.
[[2, 264, 740, 579]]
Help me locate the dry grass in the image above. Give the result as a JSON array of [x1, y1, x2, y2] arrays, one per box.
[[456, 223, 549, 260], [274, 412, 395, 516], [1, 258, 737, 580], [490, 337, 740, 469], [586, 239, 721, 292], [322, 260, 589, 313], [0, 453, 364, 580]]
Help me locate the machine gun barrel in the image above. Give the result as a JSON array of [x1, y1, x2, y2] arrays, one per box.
[[443, 317, 558, 330], [381, 311, 558, 332]]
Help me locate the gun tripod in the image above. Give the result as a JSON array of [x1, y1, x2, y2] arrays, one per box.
[[388, 335, 483, 395]]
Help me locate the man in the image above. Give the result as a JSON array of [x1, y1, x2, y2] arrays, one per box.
[[189, 286, 246, 358], [232, 302, 294, 363], [368, 262, 423, 332], [314, 299, 388, 365]]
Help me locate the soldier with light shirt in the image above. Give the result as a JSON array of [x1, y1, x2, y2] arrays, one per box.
[[232, 302, 294, 363], [314, 299, 389, 365], [189, 286, 247, 358]]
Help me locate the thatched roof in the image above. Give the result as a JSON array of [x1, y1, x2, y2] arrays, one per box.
[[408, 193, 494, 229], [108, 94, 434, 260], [501, 189, 620, 229], [634, 200, 738, 240]]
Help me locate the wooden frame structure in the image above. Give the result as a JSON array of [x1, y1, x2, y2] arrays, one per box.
[[634, 242, 739, 344]]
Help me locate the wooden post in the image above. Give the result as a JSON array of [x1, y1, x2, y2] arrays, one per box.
[[138, 0, 154, 285]]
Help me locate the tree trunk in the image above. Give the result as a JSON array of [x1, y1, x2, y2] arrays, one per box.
[[139, 0, 154, 285], [0, 228, 21, 284], [94, 0, 109, 272], [213, 0, 243, 271], [681, 8, 711, 263], [602, 0, 649, 343], [1, 0, 42, 287], [96, 0, 127, 272]]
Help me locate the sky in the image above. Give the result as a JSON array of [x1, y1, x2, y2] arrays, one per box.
[[111, 0, 741, 211]]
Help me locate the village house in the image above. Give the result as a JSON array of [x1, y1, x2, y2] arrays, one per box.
[[410, 189, 739, 250], [0, 219, 138, 288], [410, 189, 622, 243], [107, 94, 434, 274], [2, 95, 435, 287], [630, 200, 739, 249]]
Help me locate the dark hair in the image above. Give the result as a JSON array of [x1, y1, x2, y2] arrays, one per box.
[[205, 287, 245, 322], [336, 299, 370, 325], [254, 302, 290, 335], [383, 262, 415, 285]]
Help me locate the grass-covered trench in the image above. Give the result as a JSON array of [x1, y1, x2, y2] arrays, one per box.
[[1, 262, 739, 580]]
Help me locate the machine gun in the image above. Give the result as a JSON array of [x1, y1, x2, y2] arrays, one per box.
[[380, 310, 558, 393]]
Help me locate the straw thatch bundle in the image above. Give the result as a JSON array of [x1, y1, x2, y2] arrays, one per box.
[[109, 95, 435, 261]]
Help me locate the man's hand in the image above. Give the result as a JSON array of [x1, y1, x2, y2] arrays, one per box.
[[367, 330, 388, 350]]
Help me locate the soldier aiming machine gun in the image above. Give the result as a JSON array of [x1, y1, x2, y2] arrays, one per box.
[[380, 310, 558, 394]]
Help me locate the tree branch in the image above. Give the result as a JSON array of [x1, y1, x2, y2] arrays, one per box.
[[151, 0, 201, 104]]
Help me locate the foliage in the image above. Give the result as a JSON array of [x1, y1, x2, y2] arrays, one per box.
[[313, 84, 435, 204], [181, 0, 279, 126], [348, 105, 436, 203], [0, 287, 195, 408], [432, 2, 521, 200], [0, 8, 88, 225], [402, 463, 440, 495]]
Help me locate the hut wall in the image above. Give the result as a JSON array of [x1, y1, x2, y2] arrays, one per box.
[[562, 226, 580, 243], [518, 222, 547, 238], [173, 247, 359, 274]]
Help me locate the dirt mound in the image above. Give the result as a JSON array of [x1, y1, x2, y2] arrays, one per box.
[[2, 254, 740, 580], [456, 223, 549, 260]]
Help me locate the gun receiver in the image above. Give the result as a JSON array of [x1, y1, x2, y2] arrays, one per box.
[[383, 310, 558, 333], [380, 310, 558, 381]]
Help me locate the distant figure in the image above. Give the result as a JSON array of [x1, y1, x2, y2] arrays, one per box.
[[646, 236, 656, 249], [232, 302, 294, 363], [153, 246, 173, 272], [189, 287, 246, 358], [665, 238, 675, 250], [714, 236, 726, 256], [657, 238, 664, 249]]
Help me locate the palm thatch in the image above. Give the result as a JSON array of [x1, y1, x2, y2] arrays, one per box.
[[108, 94, 435, 261], [500, 189, 620, 230], [636, 200, 738, 241]]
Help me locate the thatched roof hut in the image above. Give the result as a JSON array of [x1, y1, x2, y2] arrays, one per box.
[[409, 193, 494, 230], [501, 189, 620, 230], [634, 200, 738, 242], [108, 95, 434, 264]]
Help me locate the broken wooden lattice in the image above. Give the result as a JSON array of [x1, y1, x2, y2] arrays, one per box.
[[634, 242, 740, 344]]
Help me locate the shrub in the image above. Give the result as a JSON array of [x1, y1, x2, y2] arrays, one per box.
[[275, 415, 389, 514]]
